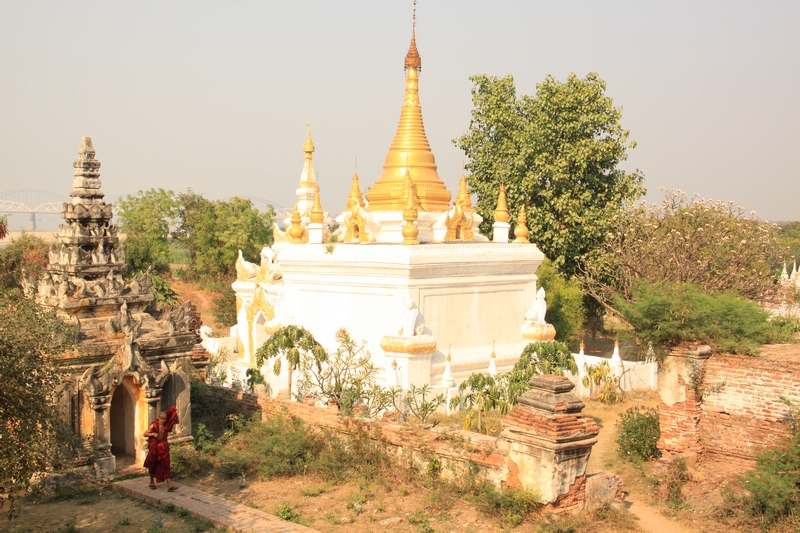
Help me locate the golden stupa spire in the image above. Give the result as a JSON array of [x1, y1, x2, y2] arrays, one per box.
[[455, 173, 474, 212], [299, 121, 316, 188], [401, 171, 420, 245], [513, 206, 530, 244], [365, 6, 452, 212], [310, 183, 324, 223], [288, 204, 306, 244], [494, 183, 509, 223], [346, 171, 365, 211]]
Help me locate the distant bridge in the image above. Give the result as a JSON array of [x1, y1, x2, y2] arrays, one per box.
[[0, 190, 290, 230], [0, 189, 68, 230]]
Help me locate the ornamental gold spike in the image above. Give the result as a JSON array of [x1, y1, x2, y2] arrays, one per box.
[[288, 204, 306, 244], [401, 172, 420, 245], [365, 20, 452, 212], [513, 206, 530, 244], [494, 183, 509, 223], [346, 172, 365, 212], [456, 173, 473, 212], [299, 123, 316, 188], [310, 183, 324, 224]]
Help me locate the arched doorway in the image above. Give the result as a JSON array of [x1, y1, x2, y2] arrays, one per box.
[[110, 382, 136, 457]]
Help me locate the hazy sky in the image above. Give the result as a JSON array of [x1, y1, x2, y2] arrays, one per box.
[[1, 1, 798, 229]]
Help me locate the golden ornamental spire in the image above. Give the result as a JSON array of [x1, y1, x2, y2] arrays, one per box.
[[401, 172, 420, 245], [455, 174, 473, 212], [494, 183, 509, 223], [300, 123, 316, 188], [288, 204, 306, 244], [513, 206, 530, 244], [365, 15, 452, 212], [310, 183, 324, 223], [346, 172, 365, 211]]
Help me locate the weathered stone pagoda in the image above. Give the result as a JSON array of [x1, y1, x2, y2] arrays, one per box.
[[37, 137, 200, 477]]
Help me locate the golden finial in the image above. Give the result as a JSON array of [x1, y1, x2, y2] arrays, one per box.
[[401, 171, 420, 245], [494, 183, 509, 223], [491, 341, 496, 359], [392, 358, 398, 369], [447, 344, 451, 362], [580, 339, 585, 351], [303, 121, 315, 155], [346, 172, 365, 211], [513, 206, 530, 243], [300, 122, 316, 188], [614, 339, 619, 347], [310, 183, 324, 224], [456, 173, 473, 211], [288, 204, 306, 244], [405, 0, 421, 71]]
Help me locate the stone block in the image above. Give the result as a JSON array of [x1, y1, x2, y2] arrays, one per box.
[[584, 472, 625, 511]]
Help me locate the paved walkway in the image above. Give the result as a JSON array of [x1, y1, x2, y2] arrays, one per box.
[[114, 477, 321, 533]]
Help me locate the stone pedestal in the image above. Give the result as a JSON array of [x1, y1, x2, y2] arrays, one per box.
[[380, 335, 436, 389], [492, 221, 510, 243], [498, 375, 598, 506], [307, 222, 324, 244], [521, 322, 556, 342]]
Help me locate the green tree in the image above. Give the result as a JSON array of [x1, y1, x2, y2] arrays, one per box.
[[176, 192, 274, 281], [0, 234, 49, 292], [0, 288, 77, 517], [0, 214, 8, 240], [455, 72, 645, 278], [777, 221, 800, 267], [536, 259, 585, 341], [116, 188, 179, 273], [256, 325, 323, 399]]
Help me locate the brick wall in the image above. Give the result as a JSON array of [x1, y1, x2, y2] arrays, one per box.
[[658, 346, 800, 467], [699, 349, 800, 466]]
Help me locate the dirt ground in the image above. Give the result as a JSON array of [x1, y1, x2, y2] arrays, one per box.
[[168, 276, 223, 333], [3, 488, 220, 533]]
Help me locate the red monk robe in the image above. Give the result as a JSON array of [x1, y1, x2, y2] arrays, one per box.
[[143, 405, 178, 487]]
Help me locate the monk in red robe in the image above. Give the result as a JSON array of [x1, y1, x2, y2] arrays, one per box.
[[143, 405, 178, 491]]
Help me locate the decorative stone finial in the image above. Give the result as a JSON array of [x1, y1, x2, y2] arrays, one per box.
[[513, 206, 530, 244], [494, 183, 509, 223], [287, 204, 306, 244]]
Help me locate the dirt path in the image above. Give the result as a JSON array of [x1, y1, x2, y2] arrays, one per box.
[[584, 394, 693, 533]]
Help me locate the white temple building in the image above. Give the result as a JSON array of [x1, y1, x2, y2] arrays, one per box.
[[220, 23, 555, 399]]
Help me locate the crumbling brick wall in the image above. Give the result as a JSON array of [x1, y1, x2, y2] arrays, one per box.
[[658, 346, 800, 467]]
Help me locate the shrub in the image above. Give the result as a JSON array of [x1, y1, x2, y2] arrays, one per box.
[[472, 483, 540, 527], [616, 406, 661, 462], [732, 401, 800, 524], [275, 502, 302, 523], [615, 280, 776, 355], [537, 258, 586, 342]]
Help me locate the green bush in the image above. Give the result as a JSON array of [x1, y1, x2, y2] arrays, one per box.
[[537, 259, 586, 342], [735, 421, 800, 523], [189, 379, 247, 437], [615, 280, 779, 355], [471, 483, 539, 527], [616, 406, 661, 462]]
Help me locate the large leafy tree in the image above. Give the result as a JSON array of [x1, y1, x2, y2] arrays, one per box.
[[578, 189, 784, 318], [177, 193, 274, 281], [116, 188, 179, 273], [455, 72, 645, 278], [0, 215, 8, 241], [0, 288, 77, 516], [0, 234, 49, 292]]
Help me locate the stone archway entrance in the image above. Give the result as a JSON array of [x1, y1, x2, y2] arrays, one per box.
[[110, 382, 136, 457]]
